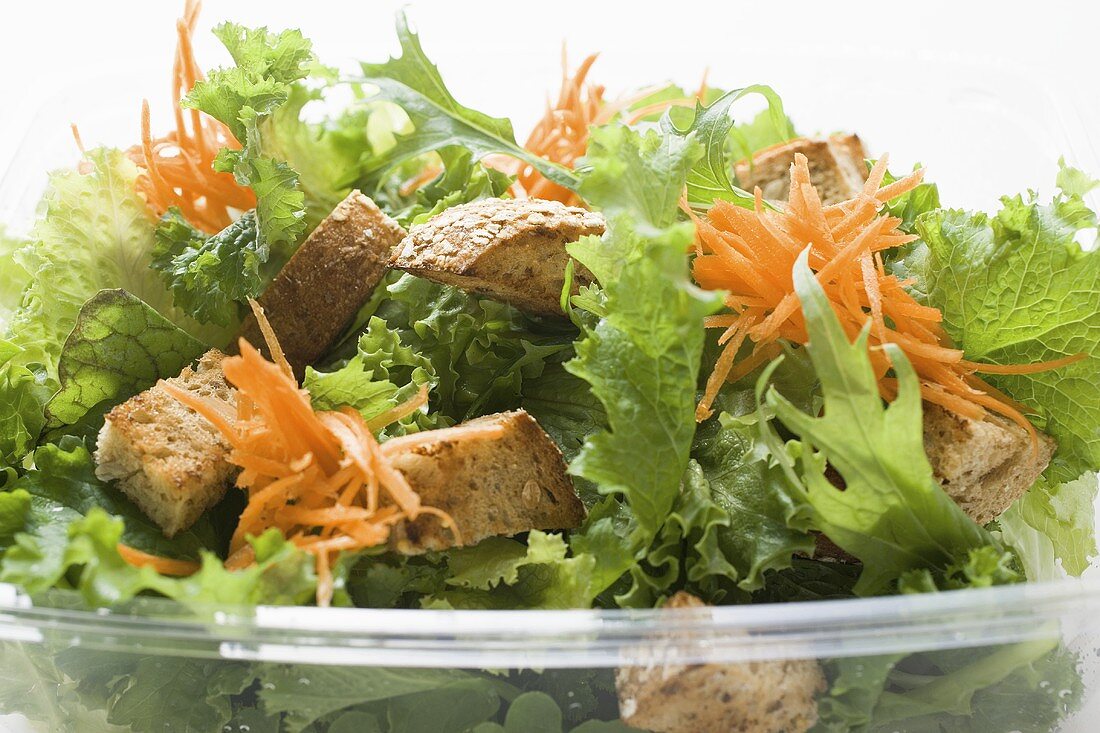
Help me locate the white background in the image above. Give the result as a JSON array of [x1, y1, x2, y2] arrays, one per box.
[[0, 0, 1098, 199], [0, 2, 1099, 731]]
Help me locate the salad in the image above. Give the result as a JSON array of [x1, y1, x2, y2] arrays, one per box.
[[1, 1, 1099, 732]]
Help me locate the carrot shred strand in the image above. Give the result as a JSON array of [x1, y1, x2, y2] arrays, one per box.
[[692, 153, 1080, 462]]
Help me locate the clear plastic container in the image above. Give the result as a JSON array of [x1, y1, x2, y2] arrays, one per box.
[[1, 53, 1099, 733]]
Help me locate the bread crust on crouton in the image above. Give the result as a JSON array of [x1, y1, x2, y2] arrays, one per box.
[[385, 409, 586, 553], [616, 592, 825, 733], [390, 197, 606, 316], [94, 350, 237, 537], [736, 134, 868, 205], [237, 191, 405, 376], [923, 404, 1055, 524]]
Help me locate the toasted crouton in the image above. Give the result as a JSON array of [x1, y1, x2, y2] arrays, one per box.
[[236, 191, 405, 376], [735, 134, 868, 205], [616, 592, 825, 733], [390, 197, 606, 316], [385, 410, 586, 553], [94, 350, 237, 537], [923, 404, 1055, 524]]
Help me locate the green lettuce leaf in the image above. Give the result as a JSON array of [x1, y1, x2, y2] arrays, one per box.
[[764, 250, 997, 594], [1002, 471, 1097, 577], [45, 290, 206, 428], [342, 273, 574, 423], [0, 341, 53, 476], [566, 122, 719, 541], [0, 226, 29, 331], [727, 108, 797, 164], [575, 124, 698, 231], [661, 85, 791, 211], [151, 209, 267, 327], [5, 148, 224, 371], [184, 22, 313, 254], [426, 532, 598, 610], [393, 146, 514, 228], [914, 178, 1100, 480], [356, 12, 576, 191]]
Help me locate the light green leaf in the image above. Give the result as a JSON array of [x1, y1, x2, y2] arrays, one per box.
[[661, 85, 791, 211], [1003, 471, 1097, 576], [45, 290, 206, 428], [915, 190, 1100, 480], [356, 12, 576, 191], [765, 249, 995, 594]]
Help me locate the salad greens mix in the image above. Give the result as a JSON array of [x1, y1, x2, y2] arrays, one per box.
[[0, 4, 1098, 733]]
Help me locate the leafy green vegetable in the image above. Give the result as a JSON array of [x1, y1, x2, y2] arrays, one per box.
[[1, 439, 216, 561], [576, 124, 698, 231], [567, 129, 719, 543], [727, 108, 796, 163], [45, 290, 206, 428], [1002, 471, 1097, 577], [427, 532, 598, 610], [356, 12, 576, 191], [392, 146, 514, 228], [914, 178, 1100, 481], [0, 225, 29, 330], [0, 340, 53, 476], [662, 85, 792, 210], [343, 273, 573, 423], [5, 148, 223, 371], [764, 250, 997, 594], [151, 210, 267, 326], [184, 22, 313, 255], [753, 557, 860, 603]]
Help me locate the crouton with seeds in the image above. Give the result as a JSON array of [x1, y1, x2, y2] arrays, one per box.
[[923, 404, 1055, 524], [95, 350, 238, 537], [616, 592, 825, 733], [390, 197, 606, 316], [385, 409, 586, 553], [736, 134, 868, 205], [236, 190, 405, 376]]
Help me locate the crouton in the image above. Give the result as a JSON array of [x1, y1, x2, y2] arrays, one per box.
[[735, 134, 868, 205], [923, 404, 1055, 524], [94, 350, 237, 537], [385, 410, 586, 553], [616, 592, 825, 733], [390, 197, 606, 316], [236, 191, 405, 376]]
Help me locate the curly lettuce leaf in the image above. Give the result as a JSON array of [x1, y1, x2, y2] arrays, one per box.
[[565, 123, 719, 543], [914, 177, 1100, 480], [151, 210, 268, 326], [764, 250, 997, 595], [661, 85, 791, 211], [426, 533, 598, 610], [0, 341, 53, 476], [346, 273, 574, 423], [184, 23, 312, 253], [356, 12, 576, 191], [6, 148, 223, 370], [45, 290, 206, 428]]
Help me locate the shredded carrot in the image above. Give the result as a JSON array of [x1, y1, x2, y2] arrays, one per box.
[[127, 0, 255, 234], [482, 50, 705, 206], [160, 306, 457, 607], [692, 153, 1083, 456], [117, 543, 201, 576]]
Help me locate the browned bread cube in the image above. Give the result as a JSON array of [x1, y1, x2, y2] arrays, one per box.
[[385, 410, 586, 553], [736, 134, 868, 205], [236, 191, 405, 375], [390, 197, 606, 317], [923, 404, 1055, 525], [616, 592, 826, 733], [94, 350, 238, 537]]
